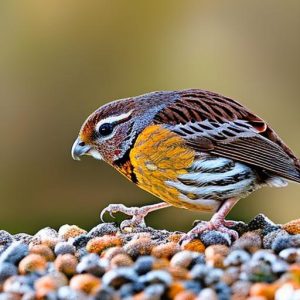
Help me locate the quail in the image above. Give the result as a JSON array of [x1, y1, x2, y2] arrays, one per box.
[[72, 89, 300, 240]]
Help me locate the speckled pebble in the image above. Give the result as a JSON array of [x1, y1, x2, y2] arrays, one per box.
[[271, 259, 289, 274], [0, 231, 13, 250], [102, 267, 138, 288], [249, 282, 277, 299], [214, 282, 231, 300], [54, 254, 78, 276], [252, 249, 277, 264], [174, 290, 196, 300], [170, 250, 200, 269], [3, 275, 34, 294], [13, 233, 32, 245], [19, 254, 47, 274], [197, 288, 218, 300], [167, 265, 190, 280], [279, 248, 300, 263], [182, 280, 202, 295], [200, 231, 231, 247], [29, 244, 55, 261], [0, 263, 17, 283], [139, 269, 173, 286], [144, 283, 166, 299], [119, 282, 145, 298], [123, 236, 154, 259], [102, 246, 126, 260], [272, 234, 300, 253], [168, 232, 184, 243], [34, 272, 68, 298], [263, 229, 289, 249], [231, 231, 262, 252], [240, 260, 276, 283], [86, 235, 122, 254], [57, 285, 89, 300], [205, 245, 229, 268], [75, 247, 89, 261], [134, 255, 155, 275], [168, 282, 186, 299], [58, 225, 87, 240], [0, 242, 28, 265], [190, 264, 212, 281], [87, 223, 118, 239], [152, 257, 170, 271], [192, 254, 206, 266], [275, 283, 300, 300], [69, 273, 101, 295], [283, 218, 300, 235], [224, 249, 251, 267], [151, 242, 180, 259], [181, 238, 206, 253], [54, 241, 76, 256], [93, 286, 115, 300], [248, 214, 280, 235], [231, 280, 251, 298], [76, 253, 107, 276], [31, 227, 60, 249], [110, 253, 133, 268], [222, 266, 240, 285], [228, 221, 249, 237], [71, 235, 90, 249], [204, 268, 224, 286]]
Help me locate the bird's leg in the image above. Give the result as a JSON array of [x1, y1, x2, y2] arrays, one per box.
[[100, 202, 171, 229], [182, 198, 240, 243]]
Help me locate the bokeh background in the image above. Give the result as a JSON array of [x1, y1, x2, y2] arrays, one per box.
[[1, 1, 300, 234]]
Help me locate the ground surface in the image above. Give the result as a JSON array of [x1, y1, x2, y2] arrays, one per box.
[[1, 214, 300, 299]]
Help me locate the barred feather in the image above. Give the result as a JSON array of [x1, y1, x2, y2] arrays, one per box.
[[153, 89, 300, 184]]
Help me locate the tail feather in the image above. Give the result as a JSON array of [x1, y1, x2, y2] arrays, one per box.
[[281, 162, 300, 183], [266, 176, 288, 187]]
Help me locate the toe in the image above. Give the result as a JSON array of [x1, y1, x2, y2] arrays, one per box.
[[217, 226, 239, 240], [100, 204, 123, 222], [120, 217, 146, 230], [100, 208, 109, 222]]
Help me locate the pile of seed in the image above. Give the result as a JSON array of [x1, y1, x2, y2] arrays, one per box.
[[1, 214, 300, 299]]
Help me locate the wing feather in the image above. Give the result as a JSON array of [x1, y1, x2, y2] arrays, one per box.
[[153, 89, 300, 183]]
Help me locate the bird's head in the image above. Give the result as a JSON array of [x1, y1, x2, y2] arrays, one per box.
[[71, 98, 139, 165], [71, 92, 177, 165]]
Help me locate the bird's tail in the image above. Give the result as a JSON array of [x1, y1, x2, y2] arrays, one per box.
[[294, 159, 300, 183]]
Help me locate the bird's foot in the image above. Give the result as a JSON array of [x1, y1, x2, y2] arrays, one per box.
[[100, 202, 171, 231], [193, 219, 238, 228], [100, 204, 147, 229], [180, 219, 239, 245]]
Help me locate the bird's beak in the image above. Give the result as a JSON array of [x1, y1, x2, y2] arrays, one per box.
[[71, 138, 91, 161]]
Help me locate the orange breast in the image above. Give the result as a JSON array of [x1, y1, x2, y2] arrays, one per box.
[[129, 124, 195, 208]]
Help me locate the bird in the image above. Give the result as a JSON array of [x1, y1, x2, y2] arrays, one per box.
[[71, 89, 300, 240]]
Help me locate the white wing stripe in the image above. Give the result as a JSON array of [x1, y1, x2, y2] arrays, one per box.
[[190, 157, 231, 171], [179, 162, 246, 183], [166, 178, 254, 196], [172, 119, 257, 141]]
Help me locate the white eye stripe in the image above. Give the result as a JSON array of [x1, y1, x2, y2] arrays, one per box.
[[95, 110, 133, 133]]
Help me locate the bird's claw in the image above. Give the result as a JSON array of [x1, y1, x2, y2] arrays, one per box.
[[100, 204, 146, 229], [180, 220, 239, 245], [100, 204, 124, 222], [120, 217, 146, 230]]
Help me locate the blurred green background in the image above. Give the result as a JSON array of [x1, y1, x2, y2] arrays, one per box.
[[0, 1, 300, 234]]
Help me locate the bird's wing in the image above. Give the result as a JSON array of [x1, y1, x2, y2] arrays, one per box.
[[153, 89, 300, 183]]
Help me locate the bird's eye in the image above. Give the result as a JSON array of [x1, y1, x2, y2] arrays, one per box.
[[98, 123, 114, 137]]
